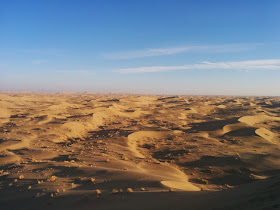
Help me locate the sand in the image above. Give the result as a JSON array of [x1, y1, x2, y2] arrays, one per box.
[[0, 92, 279, 209]]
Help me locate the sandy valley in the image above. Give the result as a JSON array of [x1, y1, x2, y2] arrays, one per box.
[[0, 92, 279, 209]]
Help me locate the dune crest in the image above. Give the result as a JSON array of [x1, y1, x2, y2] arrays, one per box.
[[161, 181, 200, 191], [238, 115, 280, 126], [255, 128, 278, 144]]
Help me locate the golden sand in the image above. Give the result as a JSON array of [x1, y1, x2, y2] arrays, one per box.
[[0, 92, 279, 209]]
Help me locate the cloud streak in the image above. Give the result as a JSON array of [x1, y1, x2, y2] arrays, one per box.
[[115, 59, 280, 73], [103, 44, 255, 60]]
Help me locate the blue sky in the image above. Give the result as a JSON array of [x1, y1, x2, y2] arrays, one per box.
[[1, 0, 280, 95]]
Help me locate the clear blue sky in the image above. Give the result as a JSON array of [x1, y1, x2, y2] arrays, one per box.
[[1, 0, 280, 95]]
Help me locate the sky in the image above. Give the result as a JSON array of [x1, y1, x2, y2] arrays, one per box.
[[1, 0, 280, 96]]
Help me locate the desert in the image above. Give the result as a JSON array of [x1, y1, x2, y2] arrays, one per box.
[[2, 0, 280, 209], [0, 92, 279, 209]]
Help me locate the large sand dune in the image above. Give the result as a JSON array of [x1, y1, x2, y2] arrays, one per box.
[[0, 93, 279, 209]]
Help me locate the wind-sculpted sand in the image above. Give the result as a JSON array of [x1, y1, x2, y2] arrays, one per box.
[[0, 93, 279, 209]]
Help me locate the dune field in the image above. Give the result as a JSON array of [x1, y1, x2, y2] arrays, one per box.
[[0, 92, 279, 209]]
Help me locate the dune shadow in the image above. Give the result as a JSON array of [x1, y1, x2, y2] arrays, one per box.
[[185, 118, 239, 132], [51, 155, 79, 162], [10, 113, 29, 119], [223, 127, 257, 137], [152, 149, 189, 160], [264, 103, 280, 108], [100, 99, 120, 102], [180, 155, 245, 168], [206, 174, 253, 186], [157, 96, 179, 101], [87, 129, 133, 139], [52, 166, 86, 178]]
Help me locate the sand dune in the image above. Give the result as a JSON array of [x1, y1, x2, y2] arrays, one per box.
[[255, 128, 278, 144], [0, 93, 279, 209], [127, 131, 175, 158], [239, 114, 280, 126]]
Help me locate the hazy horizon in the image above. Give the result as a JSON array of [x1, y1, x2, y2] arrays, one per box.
[[1, 1, 280, 96]]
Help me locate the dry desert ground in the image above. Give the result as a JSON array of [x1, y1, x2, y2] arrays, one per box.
[[0, 92, 279, 209]]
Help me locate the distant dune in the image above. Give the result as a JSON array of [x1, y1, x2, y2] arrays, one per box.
[[0, 92, 279, 209]]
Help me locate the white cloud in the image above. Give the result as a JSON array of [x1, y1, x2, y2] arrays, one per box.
[[115, 59, 280, 73], [102, 44, 255, 60]]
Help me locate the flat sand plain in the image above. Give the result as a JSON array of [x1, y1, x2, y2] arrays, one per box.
[[0, 92, 279, 209]]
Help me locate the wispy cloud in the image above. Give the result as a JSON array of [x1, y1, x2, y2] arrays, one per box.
[[32, 59, 48, 64], [103, 44, 256, 60], [115, 59, 280, 73]]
